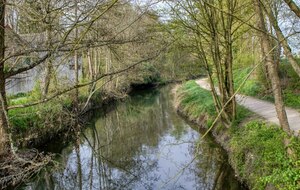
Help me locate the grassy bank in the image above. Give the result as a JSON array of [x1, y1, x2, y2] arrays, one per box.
[[175, 81, 300, 190], [7, 85, 118, 148]]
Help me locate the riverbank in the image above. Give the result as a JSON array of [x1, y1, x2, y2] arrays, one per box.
[[9, 80, 168, 148], [1, 87, 123, 189], [174, 81, 300, 190], [8, 89, 119, 149]]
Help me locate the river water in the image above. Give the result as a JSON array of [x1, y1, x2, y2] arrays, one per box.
[[20, 86, 246, 190]]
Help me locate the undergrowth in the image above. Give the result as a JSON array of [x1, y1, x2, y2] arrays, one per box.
[[8, 84, 73, 131], [231, 121, 300, 190]]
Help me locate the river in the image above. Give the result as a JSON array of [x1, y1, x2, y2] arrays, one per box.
[[19, 86, 246, 190]]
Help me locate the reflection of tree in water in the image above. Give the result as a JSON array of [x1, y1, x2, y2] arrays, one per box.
[[21, 86, 244, 190], [188, 137, 245, 190]]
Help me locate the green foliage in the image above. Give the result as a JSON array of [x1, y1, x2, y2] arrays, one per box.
[[283, 90, 300, 109], [278, 62, 300, 109], [230, 121, 300, 190], [9, 102, 64, 131], [231, 106, 251, 128], [233, 65, 300, 109], [7, 92, 28, 99], [280, 59, 300, 89], [233, 52, 257, 69], [30, 81, 42, 100], [8, 96, 30, 106], [141, 63, 161, 84]]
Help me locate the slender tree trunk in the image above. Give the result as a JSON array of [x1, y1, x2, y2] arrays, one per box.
[[43, 62, 52, 97], [206, 1, 233, 126], [74, 0, 79, 116], [94, 48, 98, 78], [254, 0, 291, 134], [283, 0, 300, 18], [224, 0, 236, 120], [43, 4, 53, 97], [196, 40, 222, 115], [87, 49, 93, 80], [0, 0, 9, 156]]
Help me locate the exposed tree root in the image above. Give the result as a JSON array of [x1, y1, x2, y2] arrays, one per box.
[[0, 149, 52, 189]]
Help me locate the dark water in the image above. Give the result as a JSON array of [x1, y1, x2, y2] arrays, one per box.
[[20, 86, 246, 190]]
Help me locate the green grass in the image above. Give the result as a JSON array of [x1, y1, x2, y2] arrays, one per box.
[[230, 121, 300, 190], [9, 101, 65, 131], [233, 67, 263, 97], [177, 80, 251, 126], [176, 80, 216, 124]]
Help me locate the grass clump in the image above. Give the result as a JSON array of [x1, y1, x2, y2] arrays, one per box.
[[176, 80, 215, 122], [9, 101, 65, 131], [230, 120, 300, 190]]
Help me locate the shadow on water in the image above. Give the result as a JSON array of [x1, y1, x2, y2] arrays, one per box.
[[18, 86, 247, 190]]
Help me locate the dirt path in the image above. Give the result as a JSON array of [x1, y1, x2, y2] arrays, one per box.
[[196, 78, 300, 135]]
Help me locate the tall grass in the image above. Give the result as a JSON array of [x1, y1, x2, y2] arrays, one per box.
[[176, 80, 215, 122]]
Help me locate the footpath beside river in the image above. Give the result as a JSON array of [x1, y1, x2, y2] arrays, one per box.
[[196, 78, 300, 135]]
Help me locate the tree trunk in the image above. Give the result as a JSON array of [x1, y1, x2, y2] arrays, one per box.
[[0, 0, 9, 155], [87, 49, 93, 80], [264, 4, 300, 78], [42, 4, 53, 97], [254, 0, 291, 134], [43, 62, 52, 97], [283, 0, 300, 18], [224, 0, 236, 120], [0, 71, 9, 155]]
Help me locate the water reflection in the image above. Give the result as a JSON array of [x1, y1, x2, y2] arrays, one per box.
[[21, 87, 245, 190]]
